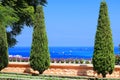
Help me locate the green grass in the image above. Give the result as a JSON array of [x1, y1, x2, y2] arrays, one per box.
[[0, 72, 92, 80], [0, 72, 120, 80]]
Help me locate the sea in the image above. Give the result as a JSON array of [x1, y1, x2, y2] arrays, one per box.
[[9, 47, 120, 59]]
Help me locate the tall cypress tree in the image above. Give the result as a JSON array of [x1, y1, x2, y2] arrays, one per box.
[[92, 1, 115, 77], [0, 25, 8, 71], [30, 5, 50, 74], [0, 4, 18, 71]]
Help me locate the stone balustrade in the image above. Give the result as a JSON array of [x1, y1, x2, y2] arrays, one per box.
[[1, 62, 120, 78]]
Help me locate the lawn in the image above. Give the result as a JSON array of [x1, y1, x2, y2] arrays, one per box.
[[0, 72, 93, 80], [1, 72, 120, 80]]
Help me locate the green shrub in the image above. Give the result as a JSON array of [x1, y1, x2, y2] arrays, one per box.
[[70, 59, 74, 63], [75, 59, 79, 64], [51, 59, 55, 63], [115, 55, 120, 65], [60, 59, 64, 63], [65, 59, 69, 63], [85, 60, 90, 64], [80, 59, 84, 64], [56, 59, 60, 63]]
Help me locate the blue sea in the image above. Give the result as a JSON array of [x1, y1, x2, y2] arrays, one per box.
[[9, 47, 120, 59]]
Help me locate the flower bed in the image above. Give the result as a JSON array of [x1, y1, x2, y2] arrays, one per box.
[[8, 55, 120, 65], [50, 58, 92, 64], [9, 57, 29, 62], [8, 56, 92, 64]]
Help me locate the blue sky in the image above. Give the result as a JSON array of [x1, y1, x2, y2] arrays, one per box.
[[16, 0, 120, 47]]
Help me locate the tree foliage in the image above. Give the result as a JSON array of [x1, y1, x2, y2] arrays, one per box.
[[0, 4, 18, 71], [0, 24, 8, 71], [0, 3, 19, 47], [30, 5, 50, 74], [92, 1, 115, 77], [1, 0, 47, 47], [0, 4, 18, 26]]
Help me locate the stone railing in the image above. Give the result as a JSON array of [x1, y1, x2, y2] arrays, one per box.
[[1, 62, 120, 78]]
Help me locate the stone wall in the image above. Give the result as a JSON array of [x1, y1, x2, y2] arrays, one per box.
[[1, 62, 120, 78]]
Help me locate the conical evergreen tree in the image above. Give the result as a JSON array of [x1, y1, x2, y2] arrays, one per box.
[[30, 5, 50, 74], [0, 4, 18, 71], [92, 1, 115, 77], [0, 25, 8, 71]]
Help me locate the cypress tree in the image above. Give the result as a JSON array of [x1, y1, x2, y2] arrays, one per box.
[[30, 5, 50, 74], [0, 25, 8, 71], [92, 1, 115, 77], [0, 4, 18, 71]]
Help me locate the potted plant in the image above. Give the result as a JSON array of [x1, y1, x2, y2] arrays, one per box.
[[80, 59, 84, 64], [85, 60, 90, 64], [75, 59, 79, 64], [65, 59, 69, 63]]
